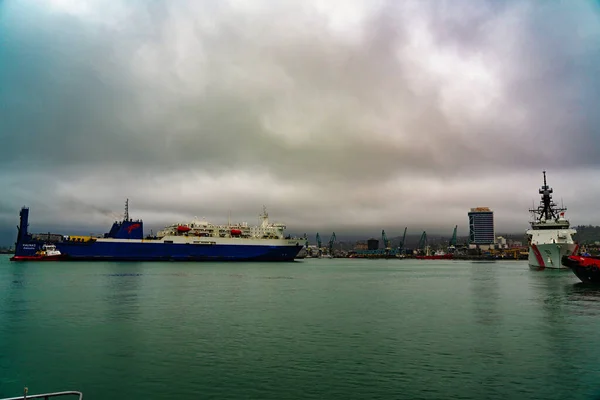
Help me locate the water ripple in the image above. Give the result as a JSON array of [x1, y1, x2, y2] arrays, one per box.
[[1, 258, 600, 399]]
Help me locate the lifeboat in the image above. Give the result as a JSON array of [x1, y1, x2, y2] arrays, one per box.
[[177, 225, 191, 233], [230, 229, 242, 236]]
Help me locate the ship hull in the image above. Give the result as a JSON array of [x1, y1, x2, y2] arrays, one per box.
[[10, 254, 67, 262], [415, 254, 454, 260], [14, 240, 304, 262], [528, 243, 577, 270]]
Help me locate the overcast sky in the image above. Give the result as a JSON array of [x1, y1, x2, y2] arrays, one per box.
[[0, 0, 599, 243]]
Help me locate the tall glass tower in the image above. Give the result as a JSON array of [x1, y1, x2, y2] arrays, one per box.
[[468, 207, 495, 245]]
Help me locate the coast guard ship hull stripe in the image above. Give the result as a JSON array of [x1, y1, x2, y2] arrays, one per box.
[[528, 243, 577, 270]]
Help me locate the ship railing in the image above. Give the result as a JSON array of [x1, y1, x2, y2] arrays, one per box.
[[1, 388, 82, 400]]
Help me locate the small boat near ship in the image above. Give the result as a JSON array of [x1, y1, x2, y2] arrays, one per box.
[[415, 251, 454, 260], [9, 244, 66, 261], [415, 243, 454, 260], [526, 171, 578, 269]]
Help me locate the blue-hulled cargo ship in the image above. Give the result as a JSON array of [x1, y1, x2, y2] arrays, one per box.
[[10, 200, 305, 262]]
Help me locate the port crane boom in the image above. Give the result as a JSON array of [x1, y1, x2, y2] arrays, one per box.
[[328, 232, 336, 257]]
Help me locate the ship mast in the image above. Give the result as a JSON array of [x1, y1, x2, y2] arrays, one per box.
[[529, 171, 566, 223], [124, 199, 129, 221], [540, 170, 553, 220], [260, 206, 269, 228]]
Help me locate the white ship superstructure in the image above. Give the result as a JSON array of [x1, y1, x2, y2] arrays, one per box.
[[526, 171, 577, 269], [156, 206, 294, 243]]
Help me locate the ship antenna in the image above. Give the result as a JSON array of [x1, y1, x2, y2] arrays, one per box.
[[543, 170, 547, 187], [124, 199, 129, 221], [260, 205, 269, 227]]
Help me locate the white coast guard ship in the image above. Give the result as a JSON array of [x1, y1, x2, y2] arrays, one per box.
[[526, 171, 578, 269]]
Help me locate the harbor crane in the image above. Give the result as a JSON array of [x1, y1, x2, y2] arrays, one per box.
[[449, 225, 457, 247], [382, 230, 390, 251], [399, 227, 407, 254], [381, 230, 398, 257], [417, 231, 428, 255], [448, 225, 458, 254], [328, 232, 337, 257], [316, 233, 322, 257]]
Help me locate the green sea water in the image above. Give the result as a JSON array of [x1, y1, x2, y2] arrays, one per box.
[[1, 256, 600, 400]]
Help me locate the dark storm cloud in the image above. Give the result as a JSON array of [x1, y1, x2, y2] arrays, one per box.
[[0, 0, 599, 241]]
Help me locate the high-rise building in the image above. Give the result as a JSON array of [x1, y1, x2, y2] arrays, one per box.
[[468, 207, 495, 245]]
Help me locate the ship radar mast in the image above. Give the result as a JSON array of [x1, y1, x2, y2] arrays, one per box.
[[260, 206, 269, 228], [529, 171, 566, 223], [124, 199, 129, 221]]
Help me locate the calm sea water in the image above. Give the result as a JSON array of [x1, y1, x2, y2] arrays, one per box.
[[1, 256, 600, 400]]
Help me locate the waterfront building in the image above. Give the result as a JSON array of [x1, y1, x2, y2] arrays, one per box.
[[468, 207, 495, 246]]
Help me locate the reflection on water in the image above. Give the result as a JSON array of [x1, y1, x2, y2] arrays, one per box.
[[470, 262, 501, 327], [104, 264, 143, 322], [527, 268, 600, 399], [0, 263, 30, 387], [0, 263, 39, 338], [567, 283, 600, 300]]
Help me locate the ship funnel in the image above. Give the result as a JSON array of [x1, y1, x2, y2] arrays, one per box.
[[17, 207, 30, 244]]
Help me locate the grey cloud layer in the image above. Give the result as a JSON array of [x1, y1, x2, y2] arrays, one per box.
[[0, 0, 599, 239]]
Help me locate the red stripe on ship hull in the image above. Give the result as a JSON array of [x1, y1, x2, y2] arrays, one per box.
[[531, 244, 546, 270]]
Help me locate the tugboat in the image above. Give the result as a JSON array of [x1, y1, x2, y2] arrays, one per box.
[[561, 254, 600, 284], [9, 243, 66, 261], [526, 171, 578, 269], [415, 249, 454, 260]]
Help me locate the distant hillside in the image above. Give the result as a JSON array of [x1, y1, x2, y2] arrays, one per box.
[[573, 225, 600, 244], [334, 232, 529, 251], [0, 227, 15, 248]]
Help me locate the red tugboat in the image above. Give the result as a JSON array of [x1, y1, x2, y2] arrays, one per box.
[[10, 243, 66, 261], [414, 227, 457, 260], [561, 254, 600, 284], [415, 253, 454, 260]]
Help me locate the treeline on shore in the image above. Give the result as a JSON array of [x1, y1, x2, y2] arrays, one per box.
[[573, 225, 600, 245]]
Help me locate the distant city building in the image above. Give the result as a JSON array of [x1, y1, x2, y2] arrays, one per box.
[[468, 207, 495, 245], [367, 238, 379, 251], [354, 242, 368, 251], [495, 236, 508, 249]]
